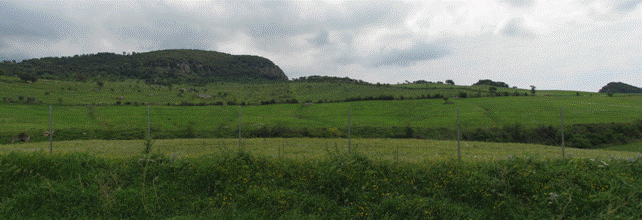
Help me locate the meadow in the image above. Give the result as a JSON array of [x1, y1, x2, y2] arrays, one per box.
[[3, 95, 641, 132], [1, 138, 639, 162], [3, 93, 642, 149], [1, 75, 507, 106]]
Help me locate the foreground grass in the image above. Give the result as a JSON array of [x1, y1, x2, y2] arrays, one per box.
[[1, 138, 640, 162], [1, 151, 641, 219]]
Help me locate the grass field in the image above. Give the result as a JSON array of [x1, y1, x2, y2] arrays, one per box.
[[2, 138, 640, 161], [2, 95, 641, 133], [1, 75, 515, 106]]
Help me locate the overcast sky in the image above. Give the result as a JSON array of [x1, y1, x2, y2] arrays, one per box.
[[1, 0, 641, 91]]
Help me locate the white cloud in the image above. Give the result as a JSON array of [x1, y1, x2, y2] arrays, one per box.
[[1, 0, 641, 91]]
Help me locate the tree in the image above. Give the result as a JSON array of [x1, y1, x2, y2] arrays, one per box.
[[0, 68, 4, 76], [18, 73, 37, 83], [489, 86, 497, 93], [446, 79, 455, 85], [530, 85, 536, 95], [473, 79, 509, 88], [97, 81, 105, 88]]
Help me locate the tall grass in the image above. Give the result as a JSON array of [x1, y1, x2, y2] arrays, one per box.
[[1, 150, 641, 219]]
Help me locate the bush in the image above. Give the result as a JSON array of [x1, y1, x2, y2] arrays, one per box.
[[18, 73, 37, 83], [2, 152, 642, 219]]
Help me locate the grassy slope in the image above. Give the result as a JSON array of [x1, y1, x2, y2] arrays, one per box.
[[2, 95, 641, 133], [1, 76, 500, 106], [1, 138, 639, 161]]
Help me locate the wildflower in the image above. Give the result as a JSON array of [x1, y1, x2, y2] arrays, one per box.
[[548, 192, 559, 201]]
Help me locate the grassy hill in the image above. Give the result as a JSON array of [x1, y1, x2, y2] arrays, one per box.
[[0, 74, 575, 106], [599, 82, 642, 94], [1, 74, 641, 148], [0, 49, 288, 85]]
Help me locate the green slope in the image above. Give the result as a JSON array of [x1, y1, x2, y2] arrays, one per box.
[[0, 49, 287, 85]]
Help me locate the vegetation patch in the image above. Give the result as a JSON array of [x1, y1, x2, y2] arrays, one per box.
[[0, 151, 641, 219]]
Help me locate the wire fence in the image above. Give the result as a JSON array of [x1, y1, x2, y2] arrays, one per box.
[[1, 103, 641, 161]]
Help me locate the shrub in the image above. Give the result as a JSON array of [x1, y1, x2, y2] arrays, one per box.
[[18, 73, 37, 83]]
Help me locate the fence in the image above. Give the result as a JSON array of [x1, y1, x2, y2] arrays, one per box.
[[1, 101, 641, 161]]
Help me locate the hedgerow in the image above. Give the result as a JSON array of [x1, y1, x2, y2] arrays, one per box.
[[1, 151, 641, 219]]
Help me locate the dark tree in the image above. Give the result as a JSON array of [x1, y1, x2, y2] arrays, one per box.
[[473, 79, 509, 88], [446, 79, 455, 85], [413, 80, 429, 84], [530, 85, 536, 95], [598, 82, 642, 93], [18, 73, 37, 83], [489, 86, 497, 93]]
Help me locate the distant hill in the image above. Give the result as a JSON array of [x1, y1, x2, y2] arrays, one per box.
[[598, 82, 642, 93], [291, 75, 372, 85], [0, 49, 288, 85], [472, 79, 509, 88]]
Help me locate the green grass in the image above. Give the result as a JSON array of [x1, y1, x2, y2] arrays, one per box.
[[604, 140, 642, 152], [2, 75, 633, 107], [1, 76, 499, 106], [2, 95, 641, 133], [1, 150, 642, 219], [2, 138, 639, 161]]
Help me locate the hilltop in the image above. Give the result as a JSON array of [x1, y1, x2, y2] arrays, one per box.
[[0, 49, 288, 85], [599, 82, 642, 93]]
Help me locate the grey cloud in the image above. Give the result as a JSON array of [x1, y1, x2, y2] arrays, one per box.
[[243, 23, 302, 39], [325, 1, 416, 30], [114, 18, 219, 51], [368, 41, 451, 67], [500, 0, 536, 8], [500, 18, 537, 38], [0, 1, 85, 43], [0, 1, 89, 59], [334, 54, 357, 66], [309, 29, 329, 46], [231, 1, 313, 39], [614, 0, 642, 12]]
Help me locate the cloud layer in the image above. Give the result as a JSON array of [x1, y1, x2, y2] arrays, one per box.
[[1, 0, 641, 91]]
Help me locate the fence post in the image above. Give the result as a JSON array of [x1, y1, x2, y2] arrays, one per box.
[[49, 105, 53, 154], [238, 105, 242, 150], [457, 107, 461, 162], [348, 105, 351, 154], [561, 107, 565, 159], [147, 105, 151, 140]]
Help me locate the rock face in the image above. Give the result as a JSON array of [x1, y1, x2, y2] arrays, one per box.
[[0, 49, 288, 85], [599, 82, 642, 93]]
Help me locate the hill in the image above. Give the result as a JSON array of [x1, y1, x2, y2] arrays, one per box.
[[0, 49, 288, 85], [1, 75, 535, 106], [598, 82, 642, 93]]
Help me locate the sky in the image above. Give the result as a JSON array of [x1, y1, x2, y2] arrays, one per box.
[[1, 0, 641, 92]]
